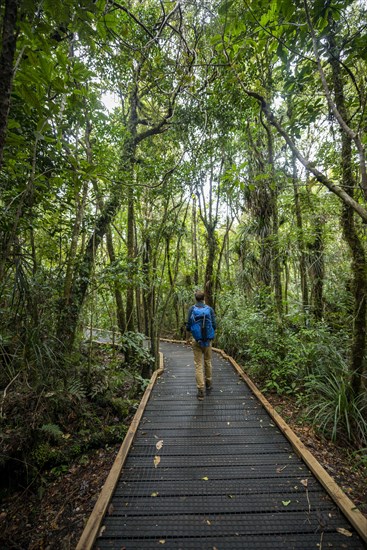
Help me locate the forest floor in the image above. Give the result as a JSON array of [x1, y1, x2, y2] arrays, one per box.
[[0, 371, 366, 549], [265, 393, 367, 516]]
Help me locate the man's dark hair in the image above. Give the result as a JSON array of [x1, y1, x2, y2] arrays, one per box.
[[195, 290, 205, 301]]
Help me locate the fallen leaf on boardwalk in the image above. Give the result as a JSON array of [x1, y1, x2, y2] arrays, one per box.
[[159, 540, 166, 544], [301, 479, 308, 488], [336, 528, 353, 537], [282, 500, 291, 506], [202, 476, 209, 481], [154, 456, 161, 468], [156, 440, 164, 450], [151, 492, 159, 497], [108, 504, 114, 515], [154, 435, 159, 439], [99, 526, 106, 536], [227, 494, 235, 499], [276, 465, 287, 473], [206, 520, 211, 525]]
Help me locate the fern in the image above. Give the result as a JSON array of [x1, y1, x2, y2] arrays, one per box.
[[40, 423, 64, 441], [66, 377, 86, 400]]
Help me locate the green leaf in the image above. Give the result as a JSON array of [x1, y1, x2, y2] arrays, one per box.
[[219, 0, 235, 15]]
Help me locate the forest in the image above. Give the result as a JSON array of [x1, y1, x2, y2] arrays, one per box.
[[0, 0, 366, 544]]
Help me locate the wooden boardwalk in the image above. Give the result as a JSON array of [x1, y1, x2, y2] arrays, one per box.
[[80, 341, 366, 549]]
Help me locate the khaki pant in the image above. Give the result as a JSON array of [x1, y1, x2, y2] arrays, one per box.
[[192, 340, 212, 390]]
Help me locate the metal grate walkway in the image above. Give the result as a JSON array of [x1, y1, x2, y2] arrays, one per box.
[[94, 342, 366, 549]]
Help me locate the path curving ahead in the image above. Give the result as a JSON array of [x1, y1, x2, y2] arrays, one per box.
[[90, 342, 365, 549]]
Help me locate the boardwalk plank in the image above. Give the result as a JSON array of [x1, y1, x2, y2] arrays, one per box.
[[96, 534, 364, 550], [91, 342, 366, 549]]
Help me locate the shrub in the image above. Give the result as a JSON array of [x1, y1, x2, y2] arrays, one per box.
[[216, 291, 367, 447], [303, 365, 367, 447]]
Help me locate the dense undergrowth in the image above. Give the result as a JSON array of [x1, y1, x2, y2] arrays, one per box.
[[216, 292, 367, 452], [0, 332, 153, 499]]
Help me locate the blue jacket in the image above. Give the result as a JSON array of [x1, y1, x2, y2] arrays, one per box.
[[186, 301, 216, 332]]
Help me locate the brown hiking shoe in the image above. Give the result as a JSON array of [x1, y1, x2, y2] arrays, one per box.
[[197, 388, 205, 400], [205, 381, 212, 391]]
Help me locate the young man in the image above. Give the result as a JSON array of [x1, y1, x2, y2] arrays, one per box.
[[186, 290, 216, 400]]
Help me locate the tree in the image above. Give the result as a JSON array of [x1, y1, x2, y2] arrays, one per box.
[[0, 0, 19, 168]]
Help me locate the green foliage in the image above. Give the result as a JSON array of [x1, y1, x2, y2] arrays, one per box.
[[216, 292, 283, 378], [351, 448, 367, 469], [40, 423, 64, 442], [217, 291, 366, 446], [303, 366, 367, 447], [0, 342, 143, 484], [31, 442, 57, 468], [120, 331, 154, 372], [1, 0, 366, 499]]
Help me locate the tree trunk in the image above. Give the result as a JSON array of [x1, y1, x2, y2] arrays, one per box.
[[56, 71, 140, 349], [308, 217, 324, 321], [192, 198, 199, 285], [284, 255, 289, 315], [328, 23, 367, 394], [142, 235, 151, 337], [149, 263, 159, 369], [263, 116, 283, 318], [57, 191, 122, 347], [166, 236, 180, 334], [340, 175, 367, 395], [204, 226, 216, 308], [85, 117, 126, 335], [125, 186, 135, 332], [270, 187, 283, 318], [214, 216, 233, 303], [0, 0, 18, 169], [135, 287, 143, 333], [63, 179, 89, 304], [106, 228, 126, 334], [291, 151, 309, 312], [258, 190, 272, 290]]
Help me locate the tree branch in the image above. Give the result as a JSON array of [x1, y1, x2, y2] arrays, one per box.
[[223, 45, 367, 223], [110, 1, 154, 39], [303, 0, 367, 199]]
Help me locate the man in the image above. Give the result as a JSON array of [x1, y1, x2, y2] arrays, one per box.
[[186, 290, 216, 400]]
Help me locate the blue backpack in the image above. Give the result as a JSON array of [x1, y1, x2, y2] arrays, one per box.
[[190, 305, 215, 346]]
